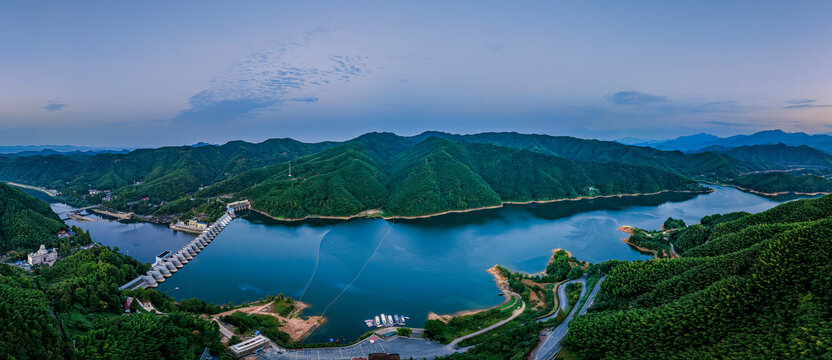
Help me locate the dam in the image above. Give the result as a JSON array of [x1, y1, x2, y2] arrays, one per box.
[[119, 200, 251, 290]]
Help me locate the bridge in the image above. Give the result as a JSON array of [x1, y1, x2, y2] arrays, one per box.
[[55, 205, 102, 215], [119, 199, 250, 290]]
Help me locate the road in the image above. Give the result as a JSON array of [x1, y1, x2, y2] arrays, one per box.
[[215, 319, 235, 339], [449, 293, 525, 347], [531, 276, 605, 360], [259, 336, 463, 360], [537, 278, 585, 322]]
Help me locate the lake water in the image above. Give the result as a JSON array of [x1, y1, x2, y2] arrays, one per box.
[[51, 185, 799, 343]]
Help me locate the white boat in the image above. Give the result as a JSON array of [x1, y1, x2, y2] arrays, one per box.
[[375, 316, 381, 327], [387, 315, 393, 325], [393, 314, 400, 323], [380, 313, 387, 325]]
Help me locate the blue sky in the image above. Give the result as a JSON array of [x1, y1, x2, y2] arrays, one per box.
[[1, 1, 830, 147]]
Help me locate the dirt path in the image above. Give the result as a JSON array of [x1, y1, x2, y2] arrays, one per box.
[[212, 300, 322, 342]]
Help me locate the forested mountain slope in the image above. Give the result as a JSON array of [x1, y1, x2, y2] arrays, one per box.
[[2, 132, 828, 220], [562, 195, 832, 359], [730, 172, 832, 194], [708, 143, 832, 170], [197, 137, 704, 218], [0, 138, 335, 205], [0, 182, 65, 252]]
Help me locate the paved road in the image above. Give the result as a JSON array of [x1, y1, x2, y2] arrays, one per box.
[[531, 276, 605, 360], [259, 336, 463, 360], [449, 293, 525, 347], [537, 278, 585, 322], [215, 319, 235, 339]]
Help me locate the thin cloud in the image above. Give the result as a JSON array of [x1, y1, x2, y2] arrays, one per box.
[[43, 102, 67, 112], [606, 91, 743, 114], [783, 99, 831, 109], [172, 38, 369, 124], [705, 120, 745, 127], [606, 91, 669, 106], [290, 97, 319, 103]]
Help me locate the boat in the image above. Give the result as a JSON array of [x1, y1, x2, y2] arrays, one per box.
[[375, 316, 381, 327], [393, 314, 400, 323], [364, 319, 375, 327], [387, 315, 393, 325]]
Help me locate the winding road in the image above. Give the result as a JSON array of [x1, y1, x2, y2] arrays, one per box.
[[449, 293, 526, 347], [531, 276, 605, 360]]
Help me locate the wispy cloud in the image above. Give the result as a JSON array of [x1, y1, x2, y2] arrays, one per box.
[[606, 91, 742, 114], [290, 97, 319, 103], [606, 91, 669, 106], [172, 39, 369, 123], [43, 101, 67, 112], [705, 120, 744, 127], [783, 99, 831, 109]]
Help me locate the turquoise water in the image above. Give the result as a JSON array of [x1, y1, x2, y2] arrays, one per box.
[[56, 185, 795, 343]]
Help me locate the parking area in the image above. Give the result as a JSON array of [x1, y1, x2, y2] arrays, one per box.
[[259, 336, 463, 360]]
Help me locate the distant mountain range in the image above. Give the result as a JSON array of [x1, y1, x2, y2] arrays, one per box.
[[0, 145, 131, 155], [626, 130, 832, 154]]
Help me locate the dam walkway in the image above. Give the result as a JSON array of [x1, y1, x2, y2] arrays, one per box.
[[119, 200, 251, 290]]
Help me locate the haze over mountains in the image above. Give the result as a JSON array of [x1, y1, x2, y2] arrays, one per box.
[[625, 129, 832, 154]]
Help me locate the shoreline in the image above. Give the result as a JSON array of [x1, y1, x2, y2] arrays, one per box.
[[427, 265, 512, 323], [703, 181, 830, 197], [4, 181, 59, 197], [250, 188, 712, 223], [618, 225, 660, 257]]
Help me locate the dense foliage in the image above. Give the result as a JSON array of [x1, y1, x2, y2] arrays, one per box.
[[562, 195, 832, 359], [729, 172, 832, 194], [74, 313, 223, 360], [202, 136, 705, 218], [221, 311, 291, 345], [7, 131, 824, 221], [0, 182, 66, 252]]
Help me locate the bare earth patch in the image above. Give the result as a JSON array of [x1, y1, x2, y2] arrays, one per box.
[[212, 300, 322, 342]]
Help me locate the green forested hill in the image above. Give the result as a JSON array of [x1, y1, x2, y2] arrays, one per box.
[[0, 246, 224, 360], [1, 131, 826, 220], [729, 172, 832, 194], [0, 138, 335, 205], [0, 182, 65, 252], [714, 143, 832, 169], [197, 137, 705, 218], [562, 195, 832, 359]]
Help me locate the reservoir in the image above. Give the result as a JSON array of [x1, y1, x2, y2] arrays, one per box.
[[51, 185, 802, 343]]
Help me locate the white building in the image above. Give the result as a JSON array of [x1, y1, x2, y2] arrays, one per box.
[[28, 244, 58, 266]]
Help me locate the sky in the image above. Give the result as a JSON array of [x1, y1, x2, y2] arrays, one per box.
[[0, 1, 831, 148]]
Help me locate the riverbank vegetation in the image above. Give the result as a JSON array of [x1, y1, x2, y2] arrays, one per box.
[[561, 194, 832, 359], [424, 298, 522, 344], [727, 172, 832, 194]]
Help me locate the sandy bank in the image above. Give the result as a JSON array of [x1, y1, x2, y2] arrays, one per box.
[[618, 225, 659, 257]]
